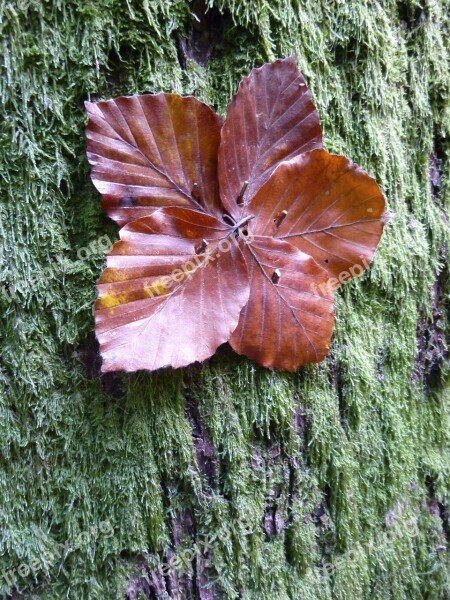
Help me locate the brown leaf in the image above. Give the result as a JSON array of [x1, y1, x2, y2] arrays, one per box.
[[230, 237, 334, 371], [218, 56, 323, 219], [86, 59, 388, 373], [85, 94, 223, 227], [246, 149, 386, 283], [95, 207, 249, 372]]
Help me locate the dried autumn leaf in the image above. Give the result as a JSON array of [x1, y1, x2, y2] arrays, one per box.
[[247, 149, 387, 280], [85, 94, 222, 227], [218, 56, 323, 219], [86, 57, 388, 373], [95, 207, 249, 371], [229, 237, 334, 370]]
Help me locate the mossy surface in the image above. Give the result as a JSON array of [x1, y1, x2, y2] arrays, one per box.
[[0, 0, 449, 598]]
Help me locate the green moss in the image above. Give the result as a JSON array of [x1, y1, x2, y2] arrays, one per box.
[[0, 0, 449, 598]]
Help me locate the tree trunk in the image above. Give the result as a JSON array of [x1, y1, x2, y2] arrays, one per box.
[[1, 0, 449, 598]]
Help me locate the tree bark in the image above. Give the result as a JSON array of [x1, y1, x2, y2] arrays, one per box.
[[1, 0, 449, 598]]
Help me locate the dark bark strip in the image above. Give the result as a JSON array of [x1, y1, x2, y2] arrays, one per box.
[[185, 397, 218, 489], [412, 263, 449, 388], [176, 0, 224, 68]]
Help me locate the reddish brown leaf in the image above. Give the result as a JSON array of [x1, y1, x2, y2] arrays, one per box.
[[86, 59, 388, 373], [85, 94, 223, 227], [218, 56, 323, 219], [95, 207, 249, 372], [230, 237, 334, 371], [246, 149, 386, 283]]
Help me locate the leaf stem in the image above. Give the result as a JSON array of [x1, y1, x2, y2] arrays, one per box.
[[231, 214, 255, 234]]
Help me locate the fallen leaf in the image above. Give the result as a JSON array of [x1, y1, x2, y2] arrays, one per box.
[[229, 237, 334, 371], [247, 149, 386, 279], [86, 57, 388, 372], [95, 207, 249, 371], [85, 94, 222, 227], [218, 56, 323, 219]]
